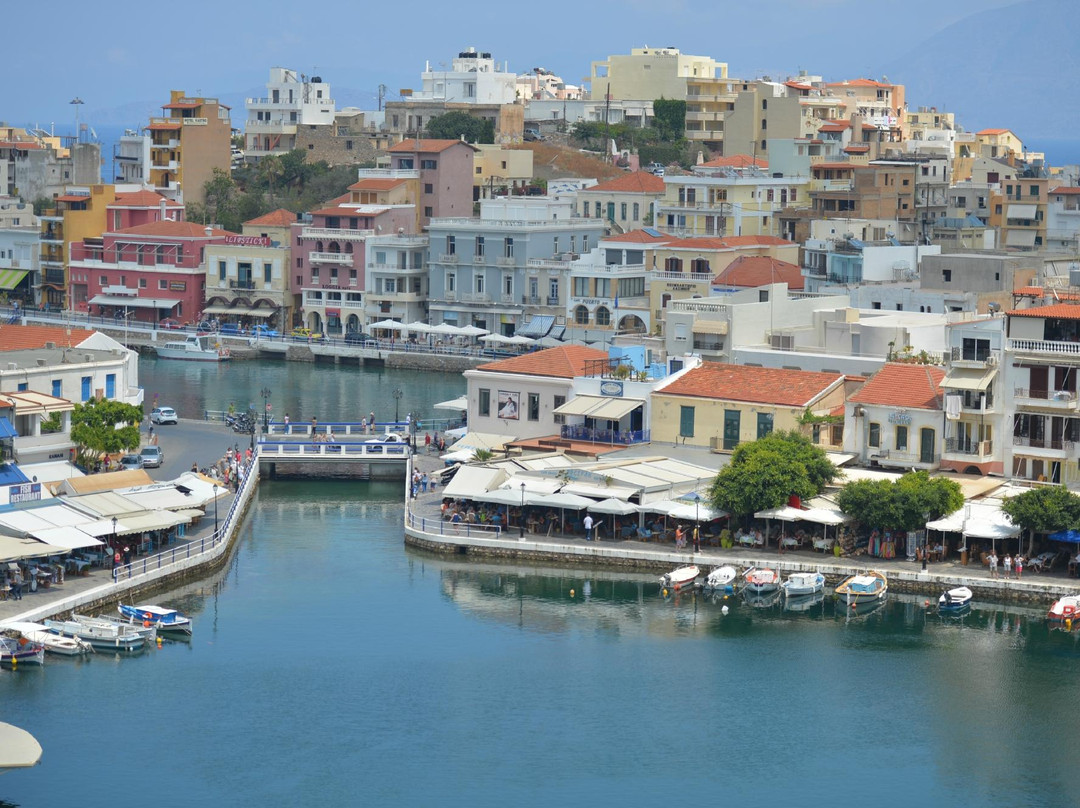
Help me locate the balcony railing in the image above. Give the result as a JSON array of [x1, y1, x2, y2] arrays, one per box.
[[649, 270, 713, 282], [561, 425, 650, 445], [1012, 436, 1075, 452], [1013, 388, 1078, 408], [870, 449, 940, 464], [547, 296, 561, 306], [458, 292, 491, 303], [496, 256, 516, 267], [944, 438, 993, 456], [230, 280, 256, 290], [1007, 338, 1080, 355], [309, 252, 354, 265], [301, 227, 374, 241]]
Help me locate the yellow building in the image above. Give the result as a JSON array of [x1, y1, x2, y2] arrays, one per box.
[[655, 173, 811, 238], [39, 184, 116, 309], [824, 78, 907, 141], [651, 362, 846, 451], [576, 171, 666, 233], [974, 128, 1023, 161], [147, 91, 231, 206], [989, 176, 1048, 250], [473, 145, 534, 199], [588, 47, 726, 102]]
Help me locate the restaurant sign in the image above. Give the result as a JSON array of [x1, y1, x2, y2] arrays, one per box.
[[888, 410, 912, 425], [600, 381, 624, 397], [225, 235, 271, 247], [8, 483, 41, 504]]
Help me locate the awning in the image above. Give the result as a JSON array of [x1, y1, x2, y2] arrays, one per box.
[[172, 508, 205, 521], [691, 320, 728, 335], [202, 305, 233, 314], [247, 308, 277, 318], [0, 417, 16, 439], [552, 395, 643, 419], [89, 294, 178, 310], [942, 367, 996, 391], [0, 535, 68, 561], [121, 487, 202, 511], [447, 432, 515, 453], [1005, 230, 1037, 248], [29, 525, 102, 550], [441, 466, 508, 499], [1007, 204, 1037, 219], [0, 269, 29, 290], [561, 482, 638, 500], [518, 315, 555, 338], [434, 396, 468, 411], [113, 511, 187, 535]]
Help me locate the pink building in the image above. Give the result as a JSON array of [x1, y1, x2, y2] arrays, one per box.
[[69, 217, 231, 325], [386, 139, 475, 228]]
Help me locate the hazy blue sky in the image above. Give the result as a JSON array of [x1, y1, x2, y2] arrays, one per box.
[[1, 0, 1029, 132]]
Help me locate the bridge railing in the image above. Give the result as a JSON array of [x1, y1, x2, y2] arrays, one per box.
[[258, 440, 411, 458], [266, 421, 409, 437], [405, 509, 503, 539]]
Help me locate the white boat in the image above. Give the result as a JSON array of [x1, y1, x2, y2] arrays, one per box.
[[703, 565, 737, 591], [782, 572, 825, 598], [835, 570, 888, 605], [659, 565, 699, 591], [44, 617, 146, 652], [0, 635, 45, 666], [938, 586, 973, 612], [157, 334, 230, 362], [118, 604, 192, 635], [1047, 595, 1080, 624], [75, 614, 157, 643], [742, 567, 780, 594], [1, 622, 93, 656]]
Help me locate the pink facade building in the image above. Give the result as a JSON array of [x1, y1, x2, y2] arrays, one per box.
[[386, 139, 475, 228], [69, 210, 230, 324]]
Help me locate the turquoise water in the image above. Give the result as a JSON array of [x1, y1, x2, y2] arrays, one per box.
[[2, 480, 1080, 806]]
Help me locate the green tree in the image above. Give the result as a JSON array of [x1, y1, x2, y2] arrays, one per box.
[[195, 167, 240, 231], [1001, 486, 1080, 554], [426, 111, 494, 144], [70, 399, 143, 467], [653, 97, 687, 142], [708, 430, 836, 520], [837, 471, 963, 532]]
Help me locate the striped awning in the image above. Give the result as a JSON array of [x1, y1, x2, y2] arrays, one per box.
[[0, 269, 28, 290]]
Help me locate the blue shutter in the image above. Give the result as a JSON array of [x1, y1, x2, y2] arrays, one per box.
[[105, 374, 116, 399], [81, 376, 91, 402], [52, 379, 62, 397]]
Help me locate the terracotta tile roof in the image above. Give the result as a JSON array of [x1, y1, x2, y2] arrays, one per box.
[[115, 221, 232, 238], [348, 178, 409, 191], [603, 229, 672, 244], [308, 205, 388, 217], [0, 141, 42, 150], [1012, 286, 1080, 301], [812, 162, 860, 171], [584, 171, 666, 194], [977, 128, 1011, 136], [784, 82, 813, 91], [147, 121, 181, 130], [1050, 187, 1080, 196], [56, 194, 91, 203], [110, 190, 182, 208], [0, 324, 95, 351], [244, 209, 297, 227], [1007, 303, 1080, 320], [827, 79, 893, 88], [844, 144, 870, 153], [475, 346, 607, 378], [713, 256, 804, 290], [662, 237, 733, 251], [387, 139, 473, 153], [657, 362, 843, 406], [717, 235, 794, 247], [163, 101, 201, 109], [848, 363, 945, 410], [699, 154, 768, 169], [818, 121, 852, 132]]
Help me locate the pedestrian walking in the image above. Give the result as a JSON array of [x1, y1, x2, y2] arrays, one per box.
[[988, 551, 998, 578], [424, 432, 431, 450], [10, 571, 22, 600], [692, 525, 700, 553], [361, 417, 368, 433], [421, 472, 429, 493], [148, 425, 155, 444], [369, 412, 375, 433], [284, 413, 290, 432], [584, 513, 594, 541], [675, 525, 685, 549], [1003, 553, 1013, 579], [123, 546, 132, 565], [1016, 554, 1024, 579]]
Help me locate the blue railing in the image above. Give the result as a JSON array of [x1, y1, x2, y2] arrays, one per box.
[[561, 425, 650, 444]]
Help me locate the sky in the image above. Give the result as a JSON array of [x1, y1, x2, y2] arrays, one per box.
[[1, 0, 1030, 134]]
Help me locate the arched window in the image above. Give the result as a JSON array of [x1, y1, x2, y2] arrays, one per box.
[[316, 241, 324, 252], [664, 257, 683, 273], [690, 258, 710, 274], [328, 241, 341, 254], [595, 306, 611, 326], [574, 305, 589, 325], [345, 243, 353, 254]]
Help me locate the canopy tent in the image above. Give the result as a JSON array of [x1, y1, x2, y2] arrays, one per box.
[[29, 525, 102, 550], [369, 319, 406, 331], [754, 506, 809, 522], [433, 396, 468, 411], [798, 508, 850, 526], [926, 503, 1018, 538], [473, 488, 542, 507], [405, 322, 431, 334], [112, 510, 189, 536], [499, 477, 563, 495], [88, 294, 177, 310], [560, 482, 638, 501], [441, 466, 508, 500], [429, 323, 462, 335], [667, 503, 726, 522], [638, 499, 682, 515], [1050, 529, 1080, 544], [962, 519, 1020, 541], [588, 497, 639, 516], [531, 493, 596, 511], [0, 535, 68, 562], [480, 334, 514, 344], [504, 335, 534, 345]]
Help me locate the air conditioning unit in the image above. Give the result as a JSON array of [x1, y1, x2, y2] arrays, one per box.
[[985, 354, 997, 366]]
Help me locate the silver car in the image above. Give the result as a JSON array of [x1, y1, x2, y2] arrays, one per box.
[[140, 446, 164, 468]]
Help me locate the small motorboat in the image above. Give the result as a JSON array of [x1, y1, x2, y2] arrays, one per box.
[[1, 622, 92, 656], [703, 565, 737, 593], [742, 567, 780, 594], [1047, 595, 1080, 623], [835, 571, 888, 605], [659, 565, 700, 591], [0, 635, 45, 666], [782, 572, 825, 598], [44, 617, 146, 652], [938, 586, 973, 612], [119, 604, 192, 635], [76, 614, 157, 643]]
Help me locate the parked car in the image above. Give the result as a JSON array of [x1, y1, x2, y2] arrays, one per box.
[[139, 445, 164, 468], [219, 323, 246, 336], [524, 128, 542, 142], [364, 432, 408, 444], [119, 454, 144, 470], [150, 406, 178, 425], [250, 324, 279, 338], [344, 331, 375, 345], [158, 318, 183, 330], [291, 327, 326, 343]]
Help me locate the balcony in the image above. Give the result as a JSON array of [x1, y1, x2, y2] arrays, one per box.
[[230, 280, 256, 290], [440, 253, 459, 263], [1012, 435, 1074, 457], [301, 227, 374, 241], [547, 296, 561, 306], [496, 256, 516, 267], [1013, 388, 1079, 410], [309, 252, 354, 266], [944, 438, 994, 458], [457, 292, 491, 304], [42, 269, 65, 285], [373, 291, 423, 302], [356, 168, 419, 181], [649, 270, 713, 282], [870, 449, 940, 466], [1007, 338, 1080, 356], [500, 293, 517, 304], [151, 160, 180, 171], [561, 425, 650, 445], [949, 347, 999, 368]]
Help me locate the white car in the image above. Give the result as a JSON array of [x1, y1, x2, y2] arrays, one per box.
[[364, 432, 408, 444], [150, 406, 178, 425]]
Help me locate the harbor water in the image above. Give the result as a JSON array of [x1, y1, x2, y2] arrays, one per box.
[[2, 361, 1080, 806]]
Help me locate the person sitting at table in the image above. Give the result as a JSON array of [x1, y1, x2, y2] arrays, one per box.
[[735, 528, 745, 544], [450, 511, 463, 524], [754, 529, 764, 546]]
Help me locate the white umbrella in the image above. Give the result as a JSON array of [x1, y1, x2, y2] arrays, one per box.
[[588, 497, 638, 516], [458, 324, 488, 337], [754, 506, 807, 521], [667, 503, 726, 522], [536, 336, 564, 348], [429, 323, 461, 335], [506, 335, 535, 345], [533, 493, 595, 510], [370, 319, 406, 331], [405, 321, 431, 334], [480, 334, 513, 344], [433, 396, 468, 411], [475, 488, 540, 506]]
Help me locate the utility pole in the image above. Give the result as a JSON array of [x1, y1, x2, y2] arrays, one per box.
[[378, 84, 387, 112]]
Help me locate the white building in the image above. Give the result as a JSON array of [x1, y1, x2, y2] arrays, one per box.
[[245, 67, 337, 161], [364, 233, 429, 328], [413, 48, 517, 105]]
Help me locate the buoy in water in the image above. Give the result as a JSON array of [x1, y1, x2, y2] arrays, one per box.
[[662, 588, 669, 597], [570, 589, 575, 598], [721, 605, 729, 615], [850, 602, 857, 610], [156, 636, 162, 647], [924, 600, 931, 608]]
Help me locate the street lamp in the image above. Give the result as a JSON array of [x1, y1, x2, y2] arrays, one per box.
[[213, 483, 219, 537], [248, 403, 256, 452], [260, 387, 272, 430], [392, 388, 403, 424], [111, 516, 118, 567], [519, 482, 526, 539]]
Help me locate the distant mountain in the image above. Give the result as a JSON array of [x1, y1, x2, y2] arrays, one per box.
[[882, 0, 1080, 140]]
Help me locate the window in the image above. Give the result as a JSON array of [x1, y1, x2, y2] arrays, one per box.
[[896, 425, 908, 451], [756, 412, 774, 439], [81, 376, 91, 402], [105, 373, 116, 399], [52, 379, 61, 397], [479, 388, 491, 416], [421, 159, 437, 170], [679, 405, 695, 438], [620, 203, 627, 220], [962, 338, 991, 361], [218, 260, 227, 281], [595, 306, 611, 326], [617, 277, 645, 298], [264, 262, 273, 283], [549, 279, 559, 300], [139, 278, 147, 288], [582, 235, 589, 252], [424, 207, 433, 217], [100, 275, 107, 285], [942, 269, 952, 283], [574, 305, 589, 325], [474, 274, 485, 294], [345, 140, 353, 150], [573, 277, 589, 296], [159, 279, 168, 290], [595, 201, 602, 218], [503, 275, 513, 295], [447, 272, 456, 292], [17, 382, 27, 392], [553, 236, 559, 255], [475, 236, 485, 257], [446, 235, 456, 256], [527, 393, 540, 421], [424, 183, 433, 194], [503, 238, 514, 258], [869, 422, 881, 448], [553, 395, 566, 425], [633, 203, 640, 220]]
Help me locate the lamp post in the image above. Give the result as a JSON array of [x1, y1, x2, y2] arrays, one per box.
[[260, 387, 272, 430], [111, 516, 118, 566], [248, 403, 256, 452], [519, 482, 526, 539], [922, 513, 930, 572], [392, 388, 403, 425], [213, 483, 219, 537]]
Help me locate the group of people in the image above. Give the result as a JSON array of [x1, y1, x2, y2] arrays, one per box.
[[410, 470, 434, 498], [440, 499, 503, 527], [424, 433, 447, 453], [987, 551, 1025, 579]]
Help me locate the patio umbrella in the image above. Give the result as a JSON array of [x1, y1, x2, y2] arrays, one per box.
[[589, 497, 639, 515], [429, 323, 461, 336], [475, 488, 541, 507], [370, 319, 405, 331], [458, 324, 488, 337], [532, 492, 595, 535], [505, 335, 535, 345], [405, 321, 431, 334], [667, 503, 726, 522], [480, 334, 513, 344]]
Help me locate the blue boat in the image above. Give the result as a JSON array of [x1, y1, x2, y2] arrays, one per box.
[[938, 587, 973, 613], [118, 604, 192, 635]]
